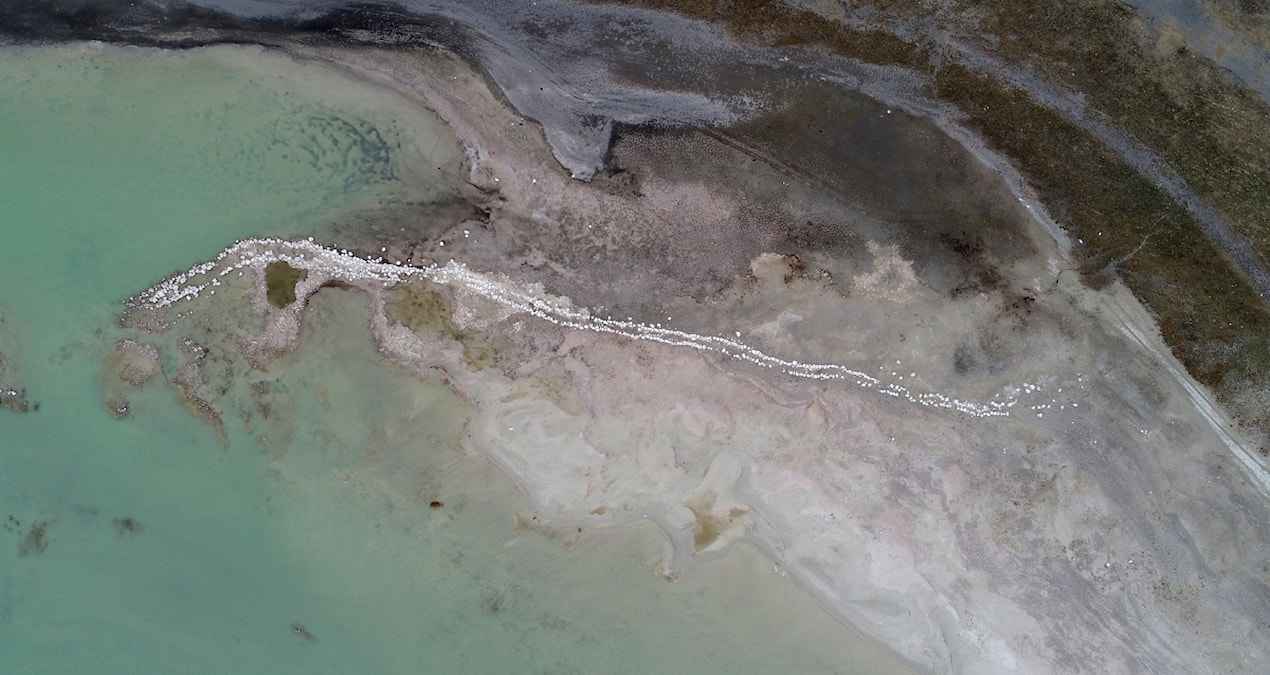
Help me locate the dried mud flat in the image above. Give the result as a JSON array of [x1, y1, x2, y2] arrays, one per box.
[[98, 31, 1270, 674]]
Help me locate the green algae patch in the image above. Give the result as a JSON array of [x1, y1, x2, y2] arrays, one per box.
[[384, 282, 520, 372], [461, 335, 517, 373], [265, 261, 308, 309], [384, 282, 460, 338]]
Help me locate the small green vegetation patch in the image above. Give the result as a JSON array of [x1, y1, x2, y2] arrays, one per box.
[[384, 282, 460, 338], [264, 261, 308, 309]]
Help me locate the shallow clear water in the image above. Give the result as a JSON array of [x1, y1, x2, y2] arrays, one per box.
[[0, 43, 902, 673]]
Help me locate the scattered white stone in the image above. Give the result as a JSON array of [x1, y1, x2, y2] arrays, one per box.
[[130, 237, 1032, 418]]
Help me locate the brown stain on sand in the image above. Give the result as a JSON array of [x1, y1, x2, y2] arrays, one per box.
[[686, 492, 746, 552]]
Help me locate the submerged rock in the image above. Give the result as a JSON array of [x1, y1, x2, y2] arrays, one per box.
[[100, 339, 162, 418], [172, 339, 224, 440], [18, 520, 48, 557], [0, 345, 30, 413], [0, 385, 29, 413], [112, 517, 144, 536]]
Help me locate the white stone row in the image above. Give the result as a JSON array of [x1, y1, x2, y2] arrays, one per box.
[[134, 238, 1019, 417]]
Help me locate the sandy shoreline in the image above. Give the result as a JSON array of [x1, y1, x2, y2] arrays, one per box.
[[92, 33, 1270, 673]]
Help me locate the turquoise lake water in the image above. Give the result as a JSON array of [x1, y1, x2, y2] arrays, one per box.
[[0, 42, 901, 673]]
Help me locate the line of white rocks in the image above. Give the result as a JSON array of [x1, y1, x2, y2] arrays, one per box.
[[134, 237, 1021, 417]]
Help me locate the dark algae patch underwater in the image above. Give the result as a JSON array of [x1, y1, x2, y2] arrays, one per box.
[[265, 260, 308, 309], [599, 0, 1270, 445]]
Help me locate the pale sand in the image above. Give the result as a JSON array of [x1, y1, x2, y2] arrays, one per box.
[[122, 42, 1270, 674]]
